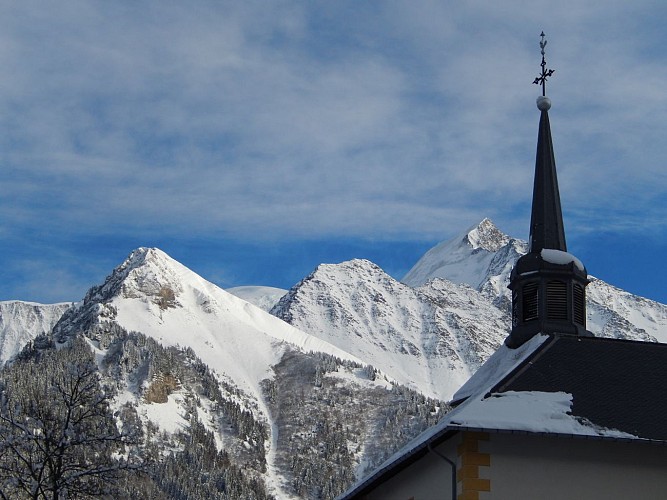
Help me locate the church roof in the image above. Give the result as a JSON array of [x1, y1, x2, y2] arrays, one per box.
[[494, 334, 667, 441], [341, 334, 667, 498]]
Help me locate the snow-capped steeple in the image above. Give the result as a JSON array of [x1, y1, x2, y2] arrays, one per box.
[[506, 33, 591, 348]]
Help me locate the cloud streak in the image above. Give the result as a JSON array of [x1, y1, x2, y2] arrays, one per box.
[[1, 1, 666, 302]]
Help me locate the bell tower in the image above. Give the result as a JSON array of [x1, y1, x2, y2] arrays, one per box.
[[506, 33, 591, 348]]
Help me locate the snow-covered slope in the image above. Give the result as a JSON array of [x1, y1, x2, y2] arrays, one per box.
[[6, 221, 666, 498], [227, 286, 287, 312], [402, 218, 667, 343], [55, 248, 359, 399], [402, 218, 523, 290], [0, 301, 71, 364], [49, 247, 440, 498], [587, 277, 667, 343], [271, 259, 507, 401]]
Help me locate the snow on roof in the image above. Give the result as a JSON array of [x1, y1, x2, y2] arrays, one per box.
[[541, 248, 585, 271], [340, 335, 667, 498], [451, 333, 548, 404], [342, 382, 639, 499], [448, 390, 637, 439], [407, 381, 638, 463]]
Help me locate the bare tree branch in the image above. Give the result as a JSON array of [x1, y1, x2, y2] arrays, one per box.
[[0, 338, 146, 499]]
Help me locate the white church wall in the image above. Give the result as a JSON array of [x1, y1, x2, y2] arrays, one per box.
[[361, 435, 459, 500], [487, 433, 667, 499]]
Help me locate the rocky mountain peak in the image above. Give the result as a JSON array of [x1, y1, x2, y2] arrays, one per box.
[[272, 258, 510, 400], [465, 218, 510, 252], [315, 259, 386, 277], [53, 247, 195, 343], [402, 219, 514, 289], [82, 247, 185, 309]]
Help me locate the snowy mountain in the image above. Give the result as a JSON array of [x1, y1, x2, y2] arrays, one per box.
[[403, 218, 521, 290], [586, 277, 667, 343], [227, 286, 288, 312], [48, 247, 442, 498], [57, 248, 359, 395], [3, 221, 667, 498], [53, 248, 364, 408], [270, 218, 667, 408], [0, 301, 71, 364], [402, 218, 526, 311], [271, 259, 506, 401], [402, 218, 667, 343]]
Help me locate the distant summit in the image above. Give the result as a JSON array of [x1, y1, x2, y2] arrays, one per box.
[[227, 286, 288, 312], [401, 219, 525, 292], [465, 218, 511, 252], [401, 219, 667, 344]]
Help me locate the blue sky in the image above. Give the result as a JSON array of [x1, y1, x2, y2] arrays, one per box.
[[2, 1, 667, 304]]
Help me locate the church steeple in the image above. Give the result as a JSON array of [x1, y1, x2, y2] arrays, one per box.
[[506, 33, 591, 348], [529, 101, 567, 253], [528, 32, 566, 254]]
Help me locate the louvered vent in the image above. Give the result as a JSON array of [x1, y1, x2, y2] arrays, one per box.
[[547, 280, 568, 320], [522, 282, 539, 322], [573, 284, 585, 325]]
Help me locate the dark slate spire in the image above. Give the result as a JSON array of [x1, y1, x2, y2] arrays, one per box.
[[530, 32, 565, 252], [529, 100, 567, 253], [506, 33, 591, 348]]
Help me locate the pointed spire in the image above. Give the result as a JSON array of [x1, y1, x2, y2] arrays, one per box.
[[529, 32, 565, 253], [506, 32, 591, 348], [529, 103, 567, 252]]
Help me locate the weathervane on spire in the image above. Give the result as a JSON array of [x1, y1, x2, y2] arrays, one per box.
[[533, 31, 554, 96]]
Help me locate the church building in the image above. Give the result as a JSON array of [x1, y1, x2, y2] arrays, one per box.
[[339, 34, 667, 500]]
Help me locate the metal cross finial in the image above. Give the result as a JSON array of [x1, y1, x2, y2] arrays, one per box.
[[533, 31, 555, 96]]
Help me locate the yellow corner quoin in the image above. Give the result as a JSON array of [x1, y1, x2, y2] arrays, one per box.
[[461, 478, 491, 492], [458, 464, 480, 479], [460, 452, 491, 467], [457, 432, 491, 500]]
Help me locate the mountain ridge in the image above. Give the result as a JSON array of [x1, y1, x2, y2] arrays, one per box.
[[2, 221, 666, 498], [53, 247, 363, 390], [46, 246, 438, 498], [271, 258, 506, 401], [403, 219, 667, 342]]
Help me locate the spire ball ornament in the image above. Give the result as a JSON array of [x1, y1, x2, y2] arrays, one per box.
[[537, 95, 551, 111]]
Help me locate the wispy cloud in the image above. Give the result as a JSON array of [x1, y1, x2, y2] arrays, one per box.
[[1, 1, 666, 301]]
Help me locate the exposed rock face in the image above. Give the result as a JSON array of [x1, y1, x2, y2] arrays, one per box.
[[0, 301, 71, 364], [272, 258, 508, 401]]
